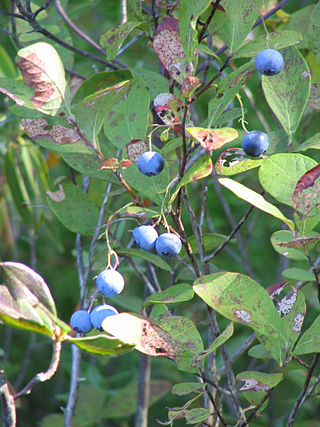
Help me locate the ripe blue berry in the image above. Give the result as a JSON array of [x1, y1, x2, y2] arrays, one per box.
[[96, 269, 124, 297], [70, 310, 93, 334], [155, 233, 182, 257], [133, 225, 158, 250], [241, 131, 269, 157], [255, 49, 284, 76], [137, 151, 164, 176], [90, 304, 118, 330]]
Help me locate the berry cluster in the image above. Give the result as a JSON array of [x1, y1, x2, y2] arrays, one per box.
[[241, 48, 284, 157], [133, 224, 182, 258], [70, 268, 124, 334]]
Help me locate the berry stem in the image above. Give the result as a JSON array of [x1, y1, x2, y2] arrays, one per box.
[[247, 0, 270, 47], [236, 94, 249, 134]]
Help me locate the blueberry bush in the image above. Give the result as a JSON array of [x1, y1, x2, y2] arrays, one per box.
[[1, 1, 320, 426]]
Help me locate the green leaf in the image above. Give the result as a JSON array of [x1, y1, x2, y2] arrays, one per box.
[[258, 153, 317, 207], [0, 262, 70, 338], [120, 205, 160, 219], [16, 42, 70, 115], [66, 333, 134, 356], [0, 46, 17, 78], [280, 287, 306, 351], [185, 408, 212, 424], [295, 132, 320, 152], [0, 261, 56, 315], [76, 80, 130, 146], [237, 371, 283, 409], [103, 380, 171, 418], [233, 31, 303, 59], [102, 313, 186, 358], [219, 0, 263, 53], [100, 21, 147, 61], [121, 155, 170, 205], [208, 61, 255, 127], [143, 284, 194, 309], [103, 76, 150, 149], [283, 5, 313, 49], [214, 148, 264, 176], [195, 322, 234, 364], [61, 152, 118, 183], [218, 177, 294, 231], [271, 230, 308, 261], [186, 127, 238, 151], [0, 77, 38, 110], [193, 272, 287, 364], [131, 68, 169, 100], [261, 47, 311, 136], [308, 2, 320, 64], [46, 183, 100, 236], [159, 316, 204, 373], [176, 0, 211, 63], [169, 155, 212, 206], [72, 70, 132, 107], [172, 382, 206, 396], [4, 141, 49, 229], [293, 315, 320, 356], [281, 268, 315, 282], [117, 248, 172, 272]]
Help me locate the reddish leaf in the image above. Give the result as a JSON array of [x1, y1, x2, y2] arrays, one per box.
[[154, 92, 193, 134], [99, 158, 119, 170], [293, 163, 320, 218], [152, 18, 190, 83], [179, 76, 202, 98], [125, 139, 149, 162]]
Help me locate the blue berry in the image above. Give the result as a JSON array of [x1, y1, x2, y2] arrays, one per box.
[[96, 269, 124, 297], [70, 310, 93, 334], [155, 233, 182, 257], [90, 304, 118, 330], [255, 49, 284, 76], [241, 131, 269, 157], [137, 151, 164, 176], [133, 225, 158, 250]]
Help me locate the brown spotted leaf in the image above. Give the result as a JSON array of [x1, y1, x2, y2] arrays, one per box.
[[99, 158, 132, 170], [215, 148, 264, 176], [278, 236, 320, 249], [237, 372, 282, 392], [125, 139, 149, 163], [16, 42, 69, 115], [102, 312, 185, 358], [152, 18, 191, 84], [193, 272, 288, 364], [293, 163, 320, 218], [22, 117, 80, 146], [186, 126, 238, 151], [179, 76, 201, 98], [308, 83, 320, 110]]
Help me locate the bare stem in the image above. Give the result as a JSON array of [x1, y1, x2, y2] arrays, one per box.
[[198, 0, 223, 43], [306, 254, 320, 303], [135, 354, 151, 427], [287, 354, 320, 427], [64, 345, 82, 427], [14, 341, 62, 400], [0, 370, 16, 427]]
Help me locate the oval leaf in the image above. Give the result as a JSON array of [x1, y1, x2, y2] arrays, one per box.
[[215, 148, 263, 176], [261, 46, 311, 136], [218, 177, 294, 230], [186, 127, 238, 151]]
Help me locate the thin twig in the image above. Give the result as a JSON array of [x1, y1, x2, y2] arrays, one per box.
[[287, 354, 320, 427], [240, 387, 275, 426], [199, 369, 228, 427], [135, 354, 151, 427], [198, 0, 223, 43], [64, 345, 81, 427], [0, 370, 16, 427], [14, 341, 62, 400], [204, 204, 256, 263]]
